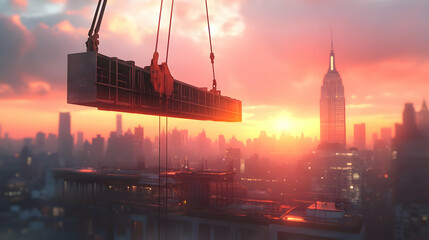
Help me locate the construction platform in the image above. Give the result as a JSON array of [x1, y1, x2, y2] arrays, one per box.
[[67, 52, 242, 122]]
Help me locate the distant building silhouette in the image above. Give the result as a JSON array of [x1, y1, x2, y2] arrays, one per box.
[[416, 100, 429, 137], [354, 123, 366, 150], [320, 36, 346, 147], [35, 132, 45, 153], [76, 131, 84, 151], [134, 125, 144, 155], [380, 127, 392, 146], [23, 138, 32, 150], [225, 147, 240, 172], [396, 103, 419, 140], [116, 114, 123, 137], [58, 112, 73, 167], [306, 148, 362, 206], [91, 134, 105, 166], [392, 102, 429, 240], [218, 135, 226, 156], [46, 133, 57, 153]]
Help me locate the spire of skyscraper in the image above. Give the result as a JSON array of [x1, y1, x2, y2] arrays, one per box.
[[329, 31, 336, 72]]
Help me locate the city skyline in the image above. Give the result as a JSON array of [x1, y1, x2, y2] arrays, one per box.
[[1, 0, 429, 142]]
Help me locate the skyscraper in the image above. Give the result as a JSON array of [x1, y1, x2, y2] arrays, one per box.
[[58, 112, 73, 166], [116, 114, 123, 137], [416, 100, 429, 137], [134, 125, 144, 156], [91, 134, 105, 166], [35, 131, 46, 153], [354, 123, 366, 150], [76, 131, 84, 151], [218, 135, 226, 155], [417, 100, 429, 127], [397, 103, 418, 139], [320, 36, 346, 147], [311, 149, 362, 205], [46, 133, 57, 153]]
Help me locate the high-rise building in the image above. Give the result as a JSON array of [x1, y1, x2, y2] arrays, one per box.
[[225, 147, 241, 172], [46, 133, 57, 153], [76, 131, 84, 151], [392, 103, 429, 240], [91, 134, 105, 166], [134, 125, 144, 156], [354, 123, 366, 150], [417, 100, 429, 126], [116, 114, 123, 137], [320, 36, 346, 147], [417, 100, 429, 137], [396, 103, 418, 139], [58, 112, 73, 166], [23, 138, 33, 149], [308, 149, 362, 206], [35, 131, 46, 153], [218, 135, 226, 155]]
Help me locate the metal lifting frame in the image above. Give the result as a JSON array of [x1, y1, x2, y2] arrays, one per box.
[[86, 0, 108, 52]]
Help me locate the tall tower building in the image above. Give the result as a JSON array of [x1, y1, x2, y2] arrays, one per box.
[[320, 36, 346, 147], [116, 114, 123, 137], [35, 131, 46, 153], [58, 112, 73, 166], [354, 123, 366, 150], [417, 100, 429, 137], [76, 131, 84, 151]]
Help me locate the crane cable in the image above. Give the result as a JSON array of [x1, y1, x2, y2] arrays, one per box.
[[165, 0, 175, 63], [164, 2, 174, 240], [154, 0, 175, 238], [205, 0, 217, 91], [155, 1, 164, 238], [155, 0, 164, 53], [158, 116, 161, 240]]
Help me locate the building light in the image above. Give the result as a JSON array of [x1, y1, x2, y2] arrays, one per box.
[[285, 216, 305, 222], [392, 151, 397, 160]]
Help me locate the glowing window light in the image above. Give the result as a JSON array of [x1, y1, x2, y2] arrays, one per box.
[[285, 216, 305, 222]]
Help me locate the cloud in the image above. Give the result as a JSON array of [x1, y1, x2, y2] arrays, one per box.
[[0, 14, 83, 97], [347, 104, 374, 109], [10, 0, 28, 10]]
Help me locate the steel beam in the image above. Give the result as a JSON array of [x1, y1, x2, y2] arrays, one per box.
[[67, 52, 242, 122]]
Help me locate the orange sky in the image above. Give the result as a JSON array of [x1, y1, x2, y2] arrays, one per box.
[[1, 0, 429, 147]]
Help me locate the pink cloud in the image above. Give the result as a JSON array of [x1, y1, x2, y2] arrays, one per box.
[[10, 0, 27, 9]]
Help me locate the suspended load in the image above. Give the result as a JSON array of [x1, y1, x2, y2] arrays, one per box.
[[67, 0, 241, 122]]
